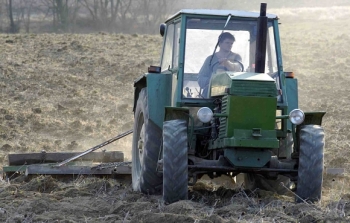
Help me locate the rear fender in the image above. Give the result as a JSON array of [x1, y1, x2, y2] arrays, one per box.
[[133, 73, 172, 129], [133, 75, 147, 113]]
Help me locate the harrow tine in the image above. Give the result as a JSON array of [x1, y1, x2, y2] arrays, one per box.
[[53, 129, 133, 167]]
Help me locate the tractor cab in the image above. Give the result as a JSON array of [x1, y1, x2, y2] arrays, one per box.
[[159, 9, 283, 104]]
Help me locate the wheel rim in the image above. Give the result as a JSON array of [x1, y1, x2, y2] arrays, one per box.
[[133, 112, 145, 190], [138, 124, 145, 167]]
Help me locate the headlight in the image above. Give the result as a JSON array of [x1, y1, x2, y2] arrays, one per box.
[[289, 109, 305, 125], [197, 107, 213, 123]]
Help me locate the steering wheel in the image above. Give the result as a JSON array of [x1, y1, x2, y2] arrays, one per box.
[[210, 59, 244, 72], [234, 60, 244, 72]]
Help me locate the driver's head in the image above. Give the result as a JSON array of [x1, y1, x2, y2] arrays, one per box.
[[218, 32, 235, 52], [218, 32, 235, 44]]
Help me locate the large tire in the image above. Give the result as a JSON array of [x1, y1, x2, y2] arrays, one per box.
[[296, 125, 324, 203], [163, 119, 188, 204], [132, 88, 162, 194]]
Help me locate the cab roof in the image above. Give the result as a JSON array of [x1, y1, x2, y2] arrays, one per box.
[[166, 9, 278, 22]]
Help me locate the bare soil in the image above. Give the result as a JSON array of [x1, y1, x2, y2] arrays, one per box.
[[1, 7, 350, 222]]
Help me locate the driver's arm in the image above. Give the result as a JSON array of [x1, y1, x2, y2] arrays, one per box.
[[220, 53, 243, 72], [222, 60, 242, 71], [198, 56, 212, 89]]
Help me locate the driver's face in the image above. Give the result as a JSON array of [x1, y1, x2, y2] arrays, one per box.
[[220, 39, 234, 52]]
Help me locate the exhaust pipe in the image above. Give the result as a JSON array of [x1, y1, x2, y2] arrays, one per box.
[[255, 3, 268, 73]]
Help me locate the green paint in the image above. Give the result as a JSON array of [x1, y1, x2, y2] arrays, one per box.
[[213, 95, 279, 150], [3, 165, 27, 173], [147, 73, 172, 129], [210, 72, 277, 97], [213, 129, 279, 149], [223, 95, 277, 135], [224, 148, 272, 167]]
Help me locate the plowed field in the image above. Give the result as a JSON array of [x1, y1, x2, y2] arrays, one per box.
[[1, 7, 350, 222]]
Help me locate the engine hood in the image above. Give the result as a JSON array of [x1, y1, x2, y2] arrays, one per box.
[[210, 72, 277, 97]]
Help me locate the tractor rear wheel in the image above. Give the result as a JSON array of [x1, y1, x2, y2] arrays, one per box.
[[296, 125, 324, 202], [132, 88, 162, 194], [163, 119, 188, 204]]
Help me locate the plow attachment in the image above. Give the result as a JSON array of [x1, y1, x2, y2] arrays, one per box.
[[2, 130, 133, 180]]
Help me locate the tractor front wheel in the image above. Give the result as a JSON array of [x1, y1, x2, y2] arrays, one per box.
[[296, 125, 324, 202], [163, 119, 188, 204]]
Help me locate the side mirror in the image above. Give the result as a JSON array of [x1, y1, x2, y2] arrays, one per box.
[[160, 23, 166, 37]]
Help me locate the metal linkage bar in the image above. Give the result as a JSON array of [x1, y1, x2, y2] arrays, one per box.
[[54, 129, 133, 167]]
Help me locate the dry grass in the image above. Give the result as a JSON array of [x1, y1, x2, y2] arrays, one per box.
[[0, 33, 162, 164]]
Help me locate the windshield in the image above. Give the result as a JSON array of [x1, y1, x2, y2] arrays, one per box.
[[182, 17, 278, 99]]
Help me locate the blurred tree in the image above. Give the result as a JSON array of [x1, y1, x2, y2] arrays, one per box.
[[52, 0, 80, 32], [114, 0, 132, 33], [131, 0, 176, 34], [8, 0, 17, 32], [79, 0, 176, 33], [81, 0, 133, 32], [53, 0, 68, 31], [36, 0, 79, 32], [0, 0, 350, 34], [81, 0, 110, 30], [18, 0, 34, 32], [0, 0, 4, 32]]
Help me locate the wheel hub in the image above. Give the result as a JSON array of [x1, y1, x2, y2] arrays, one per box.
[[138, 124, 145, 167]]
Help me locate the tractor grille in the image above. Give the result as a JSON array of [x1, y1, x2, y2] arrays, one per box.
[[218, 81, 276, 139], [219, 95, 228, 138], [230, 80, 277, 97]]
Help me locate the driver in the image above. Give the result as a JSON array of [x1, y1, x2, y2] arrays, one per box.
[[198, 32, 242, 97]]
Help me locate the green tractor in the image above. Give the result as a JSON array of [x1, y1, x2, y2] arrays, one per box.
[[131, 4, 325, 204]]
